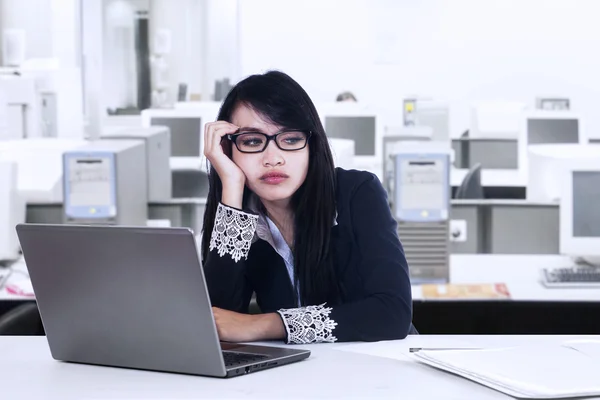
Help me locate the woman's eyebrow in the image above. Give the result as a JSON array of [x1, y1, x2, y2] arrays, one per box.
[[237, 126, 265, 133]]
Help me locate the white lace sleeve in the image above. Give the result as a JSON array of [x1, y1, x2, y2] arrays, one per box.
[[277, 304, 338, 344], [209, 203, 258, 262]]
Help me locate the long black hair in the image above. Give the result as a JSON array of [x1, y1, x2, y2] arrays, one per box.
[[201, 70, 339, 306]]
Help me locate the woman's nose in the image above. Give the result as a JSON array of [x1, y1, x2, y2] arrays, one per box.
[[262, 140, 284, 166]]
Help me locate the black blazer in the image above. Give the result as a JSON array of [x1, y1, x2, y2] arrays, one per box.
[[204, 168, 415, 343]]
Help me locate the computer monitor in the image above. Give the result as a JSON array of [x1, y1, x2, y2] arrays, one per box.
[[469, 101, 525, 139], [404, 99, 450, 143], [328, 138, 355, 170], [527, 144, 600, 202], [0, 138, 87, 203], [381, 127, 433, 194], [141, 104, 220, 170], [317, 103, 383, 179], [559, 158, 600, 262], [0, 75, 39, 139], [101, 126, 172, 202], [518, 111, 585, 177], [0, 160, 25, 261]]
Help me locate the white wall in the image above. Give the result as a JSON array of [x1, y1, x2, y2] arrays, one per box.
[[239, 0, 600, 138], [0, 0, 53, 61], [103, 0, 141, 110], [50, 0, 81, 67], [0, 0, 80, 65], [203, 0, 240, 100], [145, 0, 239, 102], [150, 0, 203, 102]]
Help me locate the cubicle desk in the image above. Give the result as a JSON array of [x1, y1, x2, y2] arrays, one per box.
[[26, 198, 207, 234], [413, 254, 600, 335], [452, 137, 518, 169], [148, 198, 207, 233], [450, 168, 526, 199], [450, 199, 559, 254], [2, 335, 599, 399], [3, 255, 599, 335]]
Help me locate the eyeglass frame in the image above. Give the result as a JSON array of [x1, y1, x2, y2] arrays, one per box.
[[225, 129, 313, 153]]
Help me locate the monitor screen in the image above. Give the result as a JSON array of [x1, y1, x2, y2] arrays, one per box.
[[151, 117, 202, 157], [527, 118, 579, 145], [325, 116, 376, 156], [572, 171, 600, 237]]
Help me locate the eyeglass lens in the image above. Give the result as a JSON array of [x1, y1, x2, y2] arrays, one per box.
[[235, 131, 308, 152]]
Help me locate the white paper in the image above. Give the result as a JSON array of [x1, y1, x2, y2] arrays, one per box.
[[336, 337, 477, 361], [146, 219, 172, 228], [412, 342, 600, 399]]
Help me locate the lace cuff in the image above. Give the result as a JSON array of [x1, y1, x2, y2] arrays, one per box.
[[277, 304, 338, 344], [209, 203, 258, 262]]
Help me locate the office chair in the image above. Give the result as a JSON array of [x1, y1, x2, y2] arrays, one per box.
[[458, 130, 470, 168], [455, 163, 484, 199], [0, 303, 44, 335], [249, 295, 261, 314]]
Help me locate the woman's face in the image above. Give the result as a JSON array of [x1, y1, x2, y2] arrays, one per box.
[[230, 104, 309, 205]]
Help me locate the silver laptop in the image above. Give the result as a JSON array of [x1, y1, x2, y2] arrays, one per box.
[[15, 223, 310, 378]]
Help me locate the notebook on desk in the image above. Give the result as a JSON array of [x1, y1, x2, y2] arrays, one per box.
[[421, 283, 511, 300], [411, 341, 600, 399]]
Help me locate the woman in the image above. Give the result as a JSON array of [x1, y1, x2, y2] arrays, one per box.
[[201, 71, 415, 344]]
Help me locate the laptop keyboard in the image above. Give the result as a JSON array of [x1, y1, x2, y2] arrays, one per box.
[[222, 351, 269, 367]]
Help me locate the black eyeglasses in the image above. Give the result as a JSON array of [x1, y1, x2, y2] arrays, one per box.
[[226, 129, 312, 153]]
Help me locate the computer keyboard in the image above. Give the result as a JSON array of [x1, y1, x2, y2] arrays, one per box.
[[542, 267, 600, 288], [222, 351, 269, 367]]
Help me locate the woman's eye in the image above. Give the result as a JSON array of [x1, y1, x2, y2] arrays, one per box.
[[239, 135, 265, 147], [283, 137, 302, 144], [241, 139, 263, 147]]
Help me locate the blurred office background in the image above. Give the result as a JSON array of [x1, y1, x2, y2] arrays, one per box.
[[1, 0, 600, 335]]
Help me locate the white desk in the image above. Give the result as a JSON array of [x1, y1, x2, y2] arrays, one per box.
[[413, 254, 600, 303], [451, 168, 525, 188], [2, 335, 599, 399], [3, 254, 598, 303]]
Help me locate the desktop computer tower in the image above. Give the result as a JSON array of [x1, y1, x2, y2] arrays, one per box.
[[392, 150, 451, 283]]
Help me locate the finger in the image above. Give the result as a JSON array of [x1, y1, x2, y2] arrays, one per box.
[[210, 124, 238, 153], [203, 122, 210, 157], [204, 122, 221, 157], [204, 122, 234, 157], [208, 126, 239, 159]]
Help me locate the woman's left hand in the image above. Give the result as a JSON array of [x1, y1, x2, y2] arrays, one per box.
[[212, 307, 286, 342]]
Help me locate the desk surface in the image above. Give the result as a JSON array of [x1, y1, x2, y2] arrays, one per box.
[[451, 168, 525, 188], [413, 254, 600, 302], [452, 137, 517, 142], [2, 335, 599, 399], [2, 255, 598, 303], [451, 199, 558, 207]]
